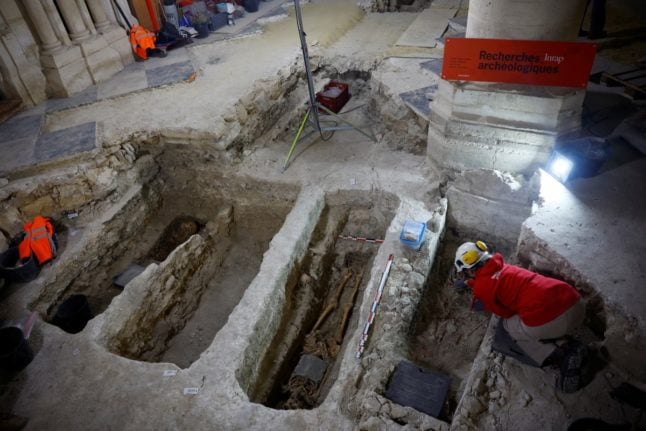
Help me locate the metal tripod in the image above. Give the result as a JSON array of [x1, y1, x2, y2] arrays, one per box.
[[283, 0, 375, 171]]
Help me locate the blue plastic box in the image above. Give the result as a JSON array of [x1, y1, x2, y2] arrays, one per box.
[[399, 220, 426, 249]]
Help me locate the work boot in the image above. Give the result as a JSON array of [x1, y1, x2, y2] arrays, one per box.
[[0, 413, 28, 431], [542, 345, 566, 368], [558, 340, 588, 393]]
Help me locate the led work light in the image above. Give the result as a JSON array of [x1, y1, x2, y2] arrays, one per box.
[[546, 151, 574, 183]]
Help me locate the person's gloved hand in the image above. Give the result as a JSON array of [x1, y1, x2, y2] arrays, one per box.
[[473, 298, 485, 312], [453, 279, 469, 293]]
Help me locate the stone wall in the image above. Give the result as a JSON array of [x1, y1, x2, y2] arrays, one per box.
[[0, 0, 133, 108]]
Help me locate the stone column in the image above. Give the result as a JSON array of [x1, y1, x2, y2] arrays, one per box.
[[97, 0, 136, 66], [22, 0, 63, 53], [86, 0, 111, 32], [76, 0, 97, 35], [466, 0, 587, 41], [41, 0, 73, 46], [56, 0, 91, 42], [428, 0, 590, 175], [0, 2, 47, 106]]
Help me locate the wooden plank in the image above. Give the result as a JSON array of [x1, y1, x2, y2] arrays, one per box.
[[128, 0, 161, 31]]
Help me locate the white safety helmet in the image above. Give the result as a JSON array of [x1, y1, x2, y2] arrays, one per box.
[[454, 241, 490, 272]]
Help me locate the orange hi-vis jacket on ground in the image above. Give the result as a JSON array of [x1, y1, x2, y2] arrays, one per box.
[[129, 25, 156, 60], [18, 216, 57, 265]]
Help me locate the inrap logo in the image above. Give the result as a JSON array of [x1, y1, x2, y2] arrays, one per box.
[[442, 38, 597, 88]]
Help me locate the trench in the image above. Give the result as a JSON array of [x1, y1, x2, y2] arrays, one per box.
[[247, 191, 398, 409], [31, 150, 298, 367], [408, 226, 609, 422]]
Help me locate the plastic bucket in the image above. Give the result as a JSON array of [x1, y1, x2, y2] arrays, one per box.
[[53, 294, 94, 334], [243, 0, 259, 13], [163, 5, 179, 27], [0, 327, 34, 372], [0, 246, 39, 283]]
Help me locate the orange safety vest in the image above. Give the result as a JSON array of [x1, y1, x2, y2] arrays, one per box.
[[129, 25, 156, 60], [18, 216, 57, 265]]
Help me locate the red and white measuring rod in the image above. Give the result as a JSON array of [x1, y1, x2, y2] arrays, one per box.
[[356, 253, 394, 359]]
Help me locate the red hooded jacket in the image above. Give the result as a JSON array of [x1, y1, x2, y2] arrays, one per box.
[[466, 253, 580, 326]]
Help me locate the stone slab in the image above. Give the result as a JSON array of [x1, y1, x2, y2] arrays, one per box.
[[145, 60, 195, 88], [143, 48, 189, 71], [34, 122, 96, 162], [435, 31, 463, 48], [0, 113, 42, 143], [109, 33, 134, 66], [385, 360, 451, 419], [84, 45, 124, 83], [446, 169, 537, 244], [292, 354, 327, 383], [448, 15, 467, 33], [97, 62, 147, 99], [40, 45, 84, 69], [0, 136, 38, 174], [101, 26, 129, 44], [399, 85, 438, 120], [43, 57, 94, 97], [79, 35, 110, 57], [46, 85, 98, 113], [396, 7, 457, 48]]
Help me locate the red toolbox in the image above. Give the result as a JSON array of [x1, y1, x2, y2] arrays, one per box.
[[316, 81, 351, 114]]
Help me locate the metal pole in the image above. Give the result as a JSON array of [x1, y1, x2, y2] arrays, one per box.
[[293, 0, 321, 132]]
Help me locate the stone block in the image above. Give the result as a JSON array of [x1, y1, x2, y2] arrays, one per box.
[[101, 26, 128, 44], [84, 46, 124, 84], [428, 79, 585, 174], [447, 169, 538, 245], [40, 45, 84, 69], [444, 119, 557, 147], [434, 80, 585, 131], [428, 123, 553, 174], [0, 33, 47, 106], [43, 57, 93, 98], [2, 0, 40, 64], [102, 26, 134, 66], [79, 35, 109, 57]]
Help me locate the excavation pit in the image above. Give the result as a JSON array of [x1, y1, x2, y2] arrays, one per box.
[[408, 233, 492, 421], [408, 227, 612, 425], [245, 191, 398, 410], [29, 155, 298, 367], [105, 189, 296, 366]]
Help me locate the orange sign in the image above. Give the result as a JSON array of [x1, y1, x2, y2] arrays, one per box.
[[441, 38, 597, 88]]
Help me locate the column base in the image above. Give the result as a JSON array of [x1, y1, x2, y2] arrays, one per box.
[[428, 80, 585, 175], [79, 35, 124, 83], [0, 33, 47, 106], [102, 26, 134, 66], [41, 46, 93, 97]]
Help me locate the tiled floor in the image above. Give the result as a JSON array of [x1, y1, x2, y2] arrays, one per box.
[[0, 1, 286, 176], [34, 122, 96, 163]]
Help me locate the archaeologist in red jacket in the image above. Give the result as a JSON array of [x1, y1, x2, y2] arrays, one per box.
[[454, 241, 587, 392]]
